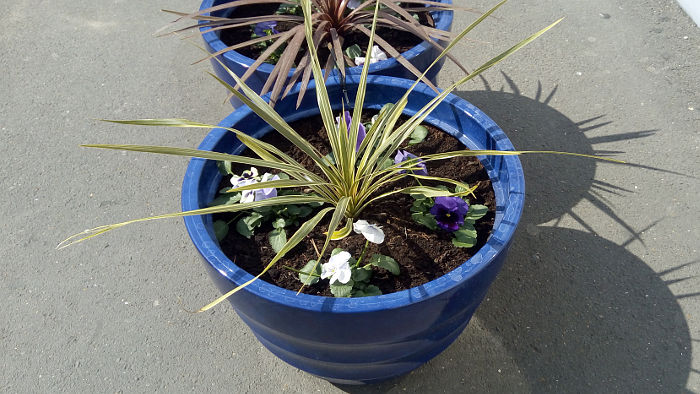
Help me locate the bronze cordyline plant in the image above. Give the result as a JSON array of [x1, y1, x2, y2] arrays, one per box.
[[162, 0, 471, 106]]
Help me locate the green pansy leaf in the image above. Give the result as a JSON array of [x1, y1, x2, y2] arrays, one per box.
[[411, 193, 426, 201], [299, 260, 321, 285], [345, 44, 362, 59], [285, 204, 300, 216], [330, 280, 354, 298], [253, 206, 274, 216], [351, 266, 372, 283], [452, 225, 477, 248], [465, 204, 488, 221], [209, 192, 242, 207], [268, 228, 287, 253], [455, 184, 470, 194], [369, 254, 400, 275], [408, 125, 428, 145], [452, 238, 477, 248], [216, 161, 233, 175], [272, 217, 286, 229], [243, 212, 264, 228], [454, 226, 477, 240], [276, 172, 290, 180], [412, 212, 438, 230], [355, 285, 382, 297], [297, 205, 313, 217], [353, 281, 367, 291], [322, 152, 336, 166], [410, 197, 433, 213], [377, 157, 394, 170], [213, 220, 229, 242], [277, 3, 301, 15], [235, 218, 253, 238]]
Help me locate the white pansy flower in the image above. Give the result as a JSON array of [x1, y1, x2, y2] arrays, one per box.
[[232, 167, 258, 187], [353, 220, 385, 244], [236, 173, 280, 203], [238, 178, 258, 203], [346, 0, 362, 9], [232, 167, 260, 203], [354, 45, 388, 66], [321, 251, 352, 284]]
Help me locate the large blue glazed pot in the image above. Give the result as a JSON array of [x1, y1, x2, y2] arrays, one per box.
[[182, 75, 525, 385], [199, 0, 453, 99]]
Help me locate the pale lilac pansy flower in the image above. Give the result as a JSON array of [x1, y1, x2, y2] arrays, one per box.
[[354, 45, 388, 66], [394, 150, 428, 176], [336, 110, 366, 151], [346, 0, 362, 10], [253, 173, 280, 201], [353, 220, 385, 244], [321, 251, 352, 284]]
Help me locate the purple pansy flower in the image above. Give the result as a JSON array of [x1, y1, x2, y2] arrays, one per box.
[[394, 150, 428, 176], [430, 196, 469, 232], [254, 21, 279, 37], [336, 111, 366, 151]]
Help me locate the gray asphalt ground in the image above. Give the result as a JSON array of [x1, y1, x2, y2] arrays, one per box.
[[2, 0, 698, 392]]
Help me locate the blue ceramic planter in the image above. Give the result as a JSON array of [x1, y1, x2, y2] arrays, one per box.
[[182, 75, 525, 384], [199, 0, 453, 99]]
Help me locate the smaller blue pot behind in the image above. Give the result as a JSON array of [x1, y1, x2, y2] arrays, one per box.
[[182, 75, 525, 384], [199, 0, 453, 103]]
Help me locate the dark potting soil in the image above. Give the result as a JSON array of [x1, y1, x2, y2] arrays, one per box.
[[218, 3, 433, 66], [213, 114, 496, 296]]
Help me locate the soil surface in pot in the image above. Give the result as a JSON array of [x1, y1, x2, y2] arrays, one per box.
[[219, 3, 433, 66], [213, 113, 496, 296]]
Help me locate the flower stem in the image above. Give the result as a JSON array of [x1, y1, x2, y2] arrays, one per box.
[[355, 240, 370, 267]]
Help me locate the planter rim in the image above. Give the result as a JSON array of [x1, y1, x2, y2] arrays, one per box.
[[198, 0, 454, 77], [182, 74, 524, 313]]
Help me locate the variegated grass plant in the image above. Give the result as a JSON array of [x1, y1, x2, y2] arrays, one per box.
[[161, 0, 473, 106], [61, 0, 620, 310]]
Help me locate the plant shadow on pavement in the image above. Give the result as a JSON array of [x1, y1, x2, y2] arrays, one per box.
[[335, 76, 692, 393]]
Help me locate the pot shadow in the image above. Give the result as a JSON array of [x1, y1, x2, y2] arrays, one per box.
[[457, 74, 657, 241], [333, 76, 692, 393], [336, 227, 693, 393]]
